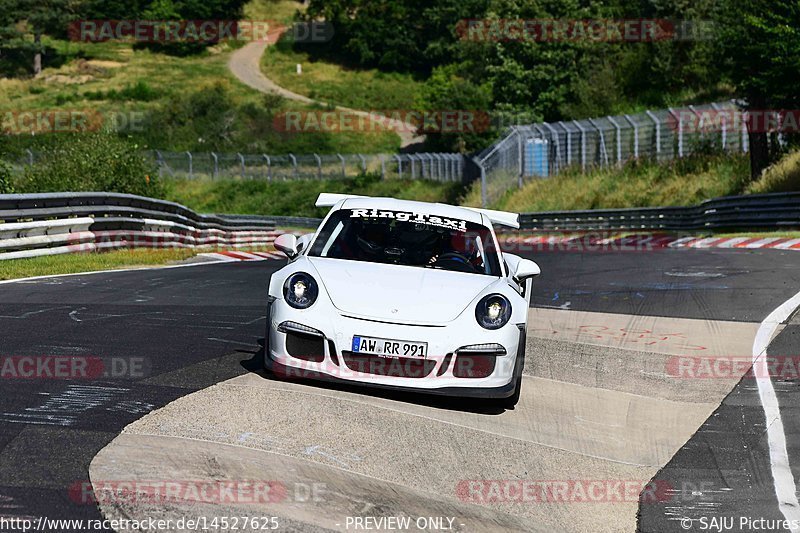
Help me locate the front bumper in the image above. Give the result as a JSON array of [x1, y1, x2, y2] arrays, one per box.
[[266, 299, 525, 399]]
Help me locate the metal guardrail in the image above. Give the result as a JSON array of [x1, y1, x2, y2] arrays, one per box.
[[518, 192, 800, 231], [1, 191, 797, 262], [0, 193, 282, 261]]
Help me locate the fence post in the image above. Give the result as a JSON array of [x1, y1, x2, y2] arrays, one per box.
[[645, 111, 661, 159], [211, 152, 219, 179], [741, 108, 749, 153], [395, 155, 403, 179], [358, 154, 367, 174], [572, 121, 587, 171], [186, 151, 193, 179], [314, 154, 322, 179], [558, 123, 572, 166], [289, 153, 298, 179], [516, 129, 524, 187], [337, 154, 346, 177], [475, 157, 487, 208], [623, 115, 639, 159], [380, 155, 386, 179], [238, 153, 246, 179], [606, 116, 623, 166], [543, 122, 561, 175], [588, 119, 609, 167], [155, 150, 164, 178], [262, 155, 271, 181], [410, 155, 417, 180], [711, 103, 727, 151], [668, 108, 683, 158], [26, 149, 33, 166]]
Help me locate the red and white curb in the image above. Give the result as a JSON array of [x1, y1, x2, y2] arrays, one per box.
[[199, 251, 286, 262], [497, 233, 800, 252]]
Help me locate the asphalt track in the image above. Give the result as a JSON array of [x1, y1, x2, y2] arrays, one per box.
[[0, 248, 799, 532]]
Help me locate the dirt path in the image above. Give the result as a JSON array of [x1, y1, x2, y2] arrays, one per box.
[[228, 41, 424, 149]]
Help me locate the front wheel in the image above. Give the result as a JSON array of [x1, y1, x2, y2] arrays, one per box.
[[500, 374, 522, 409]]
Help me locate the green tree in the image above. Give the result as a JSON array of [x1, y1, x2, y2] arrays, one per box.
[[0, 0, 83, 76], [716, 0, 800, 177], [20, 133, 162, 197]]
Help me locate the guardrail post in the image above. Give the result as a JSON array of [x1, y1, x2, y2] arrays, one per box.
[[289, 153, 298, 179], [314, 153, 322, 179], [238, 153, 246, 179], [211, 152, 219, 179], [337, 154, 346, 177], [395, 155, 403, 179], [645, 111, 661, 159], [606, 116, 622, 166], [186, 151, 193, 179], [624, 115, 639, 159], [263, 155, 271, 181]]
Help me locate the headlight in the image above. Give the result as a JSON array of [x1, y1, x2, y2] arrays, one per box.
[[475, 294, 512, 330], [283, 272, 319, 309]]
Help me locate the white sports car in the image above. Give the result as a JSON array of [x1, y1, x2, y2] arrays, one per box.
[[265, 194, 540, 408]]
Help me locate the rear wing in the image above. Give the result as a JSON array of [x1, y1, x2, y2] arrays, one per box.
[[315, 193, 366, 207], [313, 193, 519, 229], [462, 207, 519, 229]]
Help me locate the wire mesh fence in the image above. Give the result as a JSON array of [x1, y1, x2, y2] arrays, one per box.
[[148, 151, 465, 182], [475, 100, 752, 207]]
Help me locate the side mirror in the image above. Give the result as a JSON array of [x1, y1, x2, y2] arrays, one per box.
[[296, 233, 315, 253], [512, 258, 541, 281], [273, 234, 299, 258]]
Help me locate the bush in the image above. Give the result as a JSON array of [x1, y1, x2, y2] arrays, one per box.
[[746, 150, 800, 194], [19, 133, 162, 197], [0, 161, 14, 194]]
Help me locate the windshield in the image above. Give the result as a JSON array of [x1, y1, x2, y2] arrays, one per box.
[[308, 208, 502, 276]]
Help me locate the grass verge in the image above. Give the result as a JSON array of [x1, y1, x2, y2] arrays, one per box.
[[164, 174, 466, 218], [262, 39, 425, 111], [462, 153, 752, 211], [0, 248, 206, 281]]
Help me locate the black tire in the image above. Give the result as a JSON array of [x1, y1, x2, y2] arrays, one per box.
[[500, 325, 527, 410], [501, 374, 523, 409]]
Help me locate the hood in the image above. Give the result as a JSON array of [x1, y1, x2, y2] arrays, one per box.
[[308, 257, 498, 324]]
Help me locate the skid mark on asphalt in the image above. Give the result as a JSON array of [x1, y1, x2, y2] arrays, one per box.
[[527, 308, 761, 356]]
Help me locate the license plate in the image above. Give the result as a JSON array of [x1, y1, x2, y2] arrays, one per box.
[[351, 335, 427, 359]]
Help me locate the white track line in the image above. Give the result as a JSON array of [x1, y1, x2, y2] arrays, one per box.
[[753, 289, 800, 531]]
